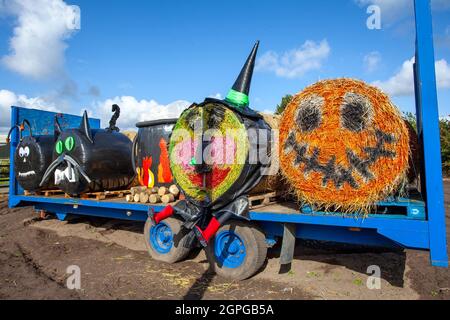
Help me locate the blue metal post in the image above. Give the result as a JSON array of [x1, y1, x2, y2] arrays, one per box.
[[8, 106, 20, 207], [414, 0, 448, 267]]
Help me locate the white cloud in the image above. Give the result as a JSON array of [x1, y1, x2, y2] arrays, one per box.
[[209, 93, 222, 99], [436, 59, 450, 88], [94, 96, 191, 131], [1, 0, 80, 79], [0, 89, 59, 134], [363, 51, 381, 72], [256, 40, 330, 78], [0, 89, 191, 135], [372, 57, 450, 96]]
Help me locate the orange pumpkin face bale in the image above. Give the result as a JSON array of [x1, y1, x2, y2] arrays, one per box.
[[279, 79, 409, 212]]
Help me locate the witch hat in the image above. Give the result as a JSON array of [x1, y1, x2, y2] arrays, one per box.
[[225, 41, 259, 108]]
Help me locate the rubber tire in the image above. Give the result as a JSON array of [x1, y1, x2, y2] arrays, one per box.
[[144, 217, 191, 264], [205, 220, 267, 281]]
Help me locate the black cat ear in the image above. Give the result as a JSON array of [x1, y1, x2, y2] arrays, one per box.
[[54, 115, 62, 139], [80, 110, 94, 143]]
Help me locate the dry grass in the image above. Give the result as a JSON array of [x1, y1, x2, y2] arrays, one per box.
[[279, 78, 410, 213]]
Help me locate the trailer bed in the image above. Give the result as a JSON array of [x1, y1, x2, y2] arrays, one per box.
[[14, 193, 300, 215], [9, 191, 434, 258], [13, 193, 424, 216]]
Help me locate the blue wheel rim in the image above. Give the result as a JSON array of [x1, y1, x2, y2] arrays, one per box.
[[214, 230, 246, 268], [149, 222, 173, 254]]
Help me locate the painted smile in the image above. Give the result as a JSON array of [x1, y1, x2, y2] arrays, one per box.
[[189, 166, 231, 189], [283, 129, 397, 189], [18, 170, 36, 178]]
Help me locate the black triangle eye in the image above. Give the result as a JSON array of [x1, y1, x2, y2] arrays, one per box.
[[340, 93, 373, 132], [295, 94, 324, 133]]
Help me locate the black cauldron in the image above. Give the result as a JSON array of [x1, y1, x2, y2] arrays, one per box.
[[132, 119, 177, 188]]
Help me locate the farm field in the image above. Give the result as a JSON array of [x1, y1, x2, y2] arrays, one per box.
[[0, 183, 449, 300], [0, 159, 9, 187]]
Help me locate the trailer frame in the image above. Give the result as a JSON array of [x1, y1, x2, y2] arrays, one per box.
[[7, 0, 448, 272]]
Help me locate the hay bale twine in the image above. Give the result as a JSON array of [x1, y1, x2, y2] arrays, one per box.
[[122, 130, 137, 141], [279, 78, 410, 212]]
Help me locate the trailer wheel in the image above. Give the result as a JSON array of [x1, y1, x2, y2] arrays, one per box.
[[205, 220, 267, 280], [144, 217, 191, 263]]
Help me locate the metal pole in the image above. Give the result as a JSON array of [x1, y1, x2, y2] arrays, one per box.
[[413, 0, 448, 267]]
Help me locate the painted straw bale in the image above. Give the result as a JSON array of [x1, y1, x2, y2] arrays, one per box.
[[279, 78, 410, 212], [7, 120, 55, 192], [169, 101, 271, 209], [40, 106, 134, 196], [249, 113, 289, 195], [169, 41, 271, 210]]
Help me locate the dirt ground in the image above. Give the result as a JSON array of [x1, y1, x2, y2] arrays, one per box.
[[0, 183, 449, 300]]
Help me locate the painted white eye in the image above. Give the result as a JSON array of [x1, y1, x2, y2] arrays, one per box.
[[19, 147, 25, 157], [24, 146, 30, 157]]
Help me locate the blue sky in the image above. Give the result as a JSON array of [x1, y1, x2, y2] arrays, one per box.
[[0, 0, 449, 134]]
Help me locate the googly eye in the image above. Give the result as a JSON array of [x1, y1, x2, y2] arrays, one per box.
[[24, 146, 30, 157], [19, 147, 24, 157]]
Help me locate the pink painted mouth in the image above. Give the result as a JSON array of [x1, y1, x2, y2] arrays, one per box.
[[173, 136, 237, 170], [172, 136, 238, 189]]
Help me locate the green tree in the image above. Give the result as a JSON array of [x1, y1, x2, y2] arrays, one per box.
[[403, 112, 450, 175], [403, 112, 417, 132], [275, 94, 293, 115], [439, 118, 450, 175]]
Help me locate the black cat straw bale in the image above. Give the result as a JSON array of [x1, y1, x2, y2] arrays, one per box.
[[7, 119, 55, 192], [40, 106, 134, 196]]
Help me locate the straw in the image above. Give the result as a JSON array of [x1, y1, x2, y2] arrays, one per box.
[[279, 78, 410, 213]]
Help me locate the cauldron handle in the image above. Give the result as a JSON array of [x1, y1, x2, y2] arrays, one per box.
[[131, 134, 138, 173], [21, 119, 32, 139], [6, 125, 20, 143]]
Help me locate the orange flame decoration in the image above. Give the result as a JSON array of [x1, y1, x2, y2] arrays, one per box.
[[137, 156, 154, 188], [158, 138, 173, 183]]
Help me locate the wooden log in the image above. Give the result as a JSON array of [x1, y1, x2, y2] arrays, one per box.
[[161, 193, 175, 204], [139, 192, 149, 203], [169, 185, 180, 197], [133, 194, 140, 203], [158, 186, 168, 196], [149, 194, 161, 204], [131, 186, 147, 196], [151, 187, 159, 194], [125, 194, 133, 202]]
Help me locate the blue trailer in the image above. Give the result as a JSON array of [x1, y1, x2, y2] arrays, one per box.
[[7, 0, 448, 280]]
